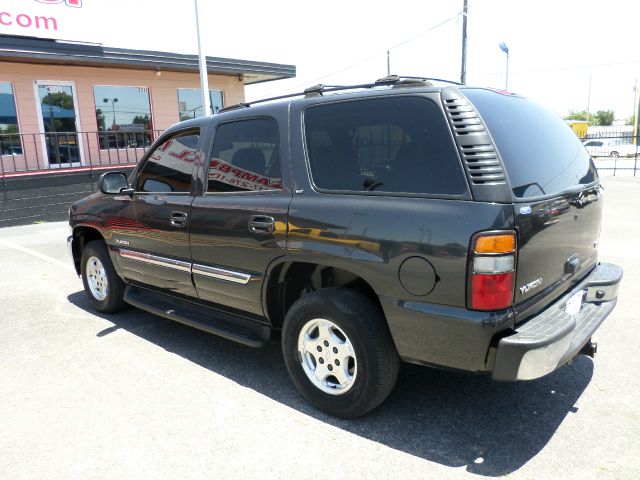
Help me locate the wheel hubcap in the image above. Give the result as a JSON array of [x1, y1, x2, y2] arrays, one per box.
[[297, 318, 357, 395], [86, 256, 108, 301]]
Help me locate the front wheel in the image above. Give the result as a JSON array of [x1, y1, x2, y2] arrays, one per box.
[[81, 240, 128, 313], [610, 151, 619, 158], [282, 288, 399, 418]]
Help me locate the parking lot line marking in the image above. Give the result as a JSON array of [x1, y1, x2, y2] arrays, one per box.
[[0, 238, 76, 273]]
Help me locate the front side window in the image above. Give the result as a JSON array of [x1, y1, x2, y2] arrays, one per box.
[[178, 89, 224, 120], [136, 130, 199, 193], [207, 118, 282, 193], [304, 97, 467, 196], [93, 86, 153, 150], [0, 82, 22, 155]]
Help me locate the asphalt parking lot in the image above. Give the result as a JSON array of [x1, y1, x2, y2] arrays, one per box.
[[1, 176, 639, 480]]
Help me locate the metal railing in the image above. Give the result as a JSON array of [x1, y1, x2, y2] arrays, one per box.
[[0, 130, 162, 179], [583, 128, 639, 177]]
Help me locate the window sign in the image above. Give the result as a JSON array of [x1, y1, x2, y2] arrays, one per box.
[[93, 85, 153, 150], [177, 89, 224, 120], [0, 82, 22, 155]]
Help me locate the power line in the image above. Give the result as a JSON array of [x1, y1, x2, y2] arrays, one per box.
[[254, 10, 465, 98]]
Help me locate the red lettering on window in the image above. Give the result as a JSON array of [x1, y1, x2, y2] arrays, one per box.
[[169, 149, 198, 163], [158, 140, 173, 152]]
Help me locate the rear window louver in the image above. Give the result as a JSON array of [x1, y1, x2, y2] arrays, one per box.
[[443, 96, 506, 185]]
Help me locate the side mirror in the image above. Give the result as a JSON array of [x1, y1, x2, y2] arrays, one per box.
[[99, 172, 131, 195]]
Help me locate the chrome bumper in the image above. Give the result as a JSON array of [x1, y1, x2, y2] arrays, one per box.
[[492, 262, 623, 381]]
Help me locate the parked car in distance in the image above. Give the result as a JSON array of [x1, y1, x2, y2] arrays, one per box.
[[583, 139, 637, 157], [68, 76, 623, 418]]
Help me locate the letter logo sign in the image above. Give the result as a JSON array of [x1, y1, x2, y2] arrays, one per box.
[[1, 0, 89, 41], [35, 0, 83, 7]]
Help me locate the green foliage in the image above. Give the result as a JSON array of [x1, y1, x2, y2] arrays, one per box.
[[564, 109, 616, 126], [41, 92, 74, 110], [594, 110, 615, 126], [565, 110, 591, 121], [132, 115, 151, 128]]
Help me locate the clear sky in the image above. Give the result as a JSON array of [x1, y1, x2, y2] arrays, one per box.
[[11, 0, 639, 119]]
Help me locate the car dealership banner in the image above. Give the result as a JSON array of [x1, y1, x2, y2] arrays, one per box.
[[0, 0, 93, 42]]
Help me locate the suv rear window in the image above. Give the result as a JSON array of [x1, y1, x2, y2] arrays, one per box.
[[463, 89, 598, 199], [304, 96, 467, 196]]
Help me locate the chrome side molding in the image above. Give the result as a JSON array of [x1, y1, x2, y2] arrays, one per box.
[[192, 263, 251, 285], [118, 249, 192, 273], [118, 248, 252, 284]]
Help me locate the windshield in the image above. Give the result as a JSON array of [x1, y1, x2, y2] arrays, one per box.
[[463, 89, 598, 199]]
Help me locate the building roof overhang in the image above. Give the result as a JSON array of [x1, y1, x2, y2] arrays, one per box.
[[0, 35, 296, 84]]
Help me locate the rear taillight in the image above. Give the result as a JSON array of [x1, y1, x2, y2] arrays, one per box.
[[468, 231, 516, 311]]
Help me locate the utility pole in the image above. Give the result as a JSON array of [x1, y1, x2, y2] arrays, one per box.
[[586, 75, 592, 123], [460, 0, 468, 84], [632, 79, 638, 145], [194, 0, 212, 117]]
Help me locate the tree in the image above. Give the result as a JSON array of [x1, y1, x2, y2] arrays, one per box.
[[565, 110, 591, 121], [593, 110, 615, 126], [132, 115, 151, 128], [95, 108, 106, 131], [41, 92, 74, 110], [564, 109, 616, 126]]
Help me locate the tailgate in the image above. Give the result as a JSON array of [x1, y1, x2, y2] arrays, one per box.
[[513, 185, 602, 322]]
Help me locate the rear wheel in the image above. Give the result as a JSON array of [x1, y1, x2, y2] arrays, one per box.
[[282, 288, 399, 418], [81, 240, 127, 313], [610, 151, 619, 157]]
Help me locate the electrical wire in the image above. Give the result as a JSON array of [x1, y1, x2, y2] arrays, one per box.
[[253, 9, 466, 98]]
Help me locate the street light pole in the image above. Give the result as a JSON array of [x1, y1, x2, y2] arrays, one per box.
[[194, 0, 212, 117], [460, 0, 468, 84], [499, 42, 509, 90], [103, 97, 118, 129]]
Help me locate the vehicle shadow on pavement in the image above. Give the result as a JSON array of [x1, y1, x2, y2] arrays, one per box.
[[68, 291, 594, 477]]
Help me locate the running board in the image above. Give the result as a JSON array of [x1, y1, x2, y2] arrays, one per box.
[[124, 285, 270, 347]]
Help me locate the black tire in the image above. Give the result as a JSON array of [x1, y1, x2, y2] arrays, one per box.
[[282, 288, 400, 418], [610, 151, 619, 158], [80, 240, 128, 313]]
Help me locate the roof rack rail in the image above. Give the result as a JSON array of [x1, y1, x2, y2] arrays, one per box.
[[375, 75, 463, 86], [218, 75, 461, 113]]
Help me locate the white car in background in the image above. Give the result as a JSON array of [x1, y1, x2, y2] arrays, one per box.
[[583, 139, 637, 157]]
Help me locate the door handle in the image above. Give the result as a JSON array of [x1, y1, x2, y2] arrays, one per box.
[[170, 211, 188, 228], [248, 215, 275, 234]]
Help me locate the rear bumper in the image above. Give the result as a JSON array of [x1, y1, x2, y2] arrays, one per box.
[[492, 262, 622, 381]]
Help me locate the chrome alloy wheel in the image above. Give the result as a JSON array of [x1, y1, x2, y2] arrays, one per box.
[[297, 318, 357, 395], [86, 255, 108, 301]]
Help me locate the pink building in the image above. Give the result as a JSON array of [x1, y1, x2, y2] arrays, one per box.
[[0, 34, 295, 175]]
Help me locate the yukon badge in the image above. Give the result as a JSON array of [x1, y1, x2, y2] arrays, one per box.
[[115, 238, 130, 246], [519, 278, 542, 295]]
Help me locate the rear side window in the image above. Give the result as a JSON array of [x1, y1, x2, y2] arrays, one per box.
[[304, 97, 467, 196], [464, 89, 598, 198]]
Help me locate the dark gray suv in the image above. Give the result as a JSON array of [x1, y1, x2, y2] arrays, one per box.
[[68, 76, 622, 418]]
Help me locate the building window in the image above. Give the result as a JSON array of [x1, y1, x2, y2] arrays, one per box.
[[177, 89, 224, 120], [0, 82, 22, 155], [93, 85, 153, 150]]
